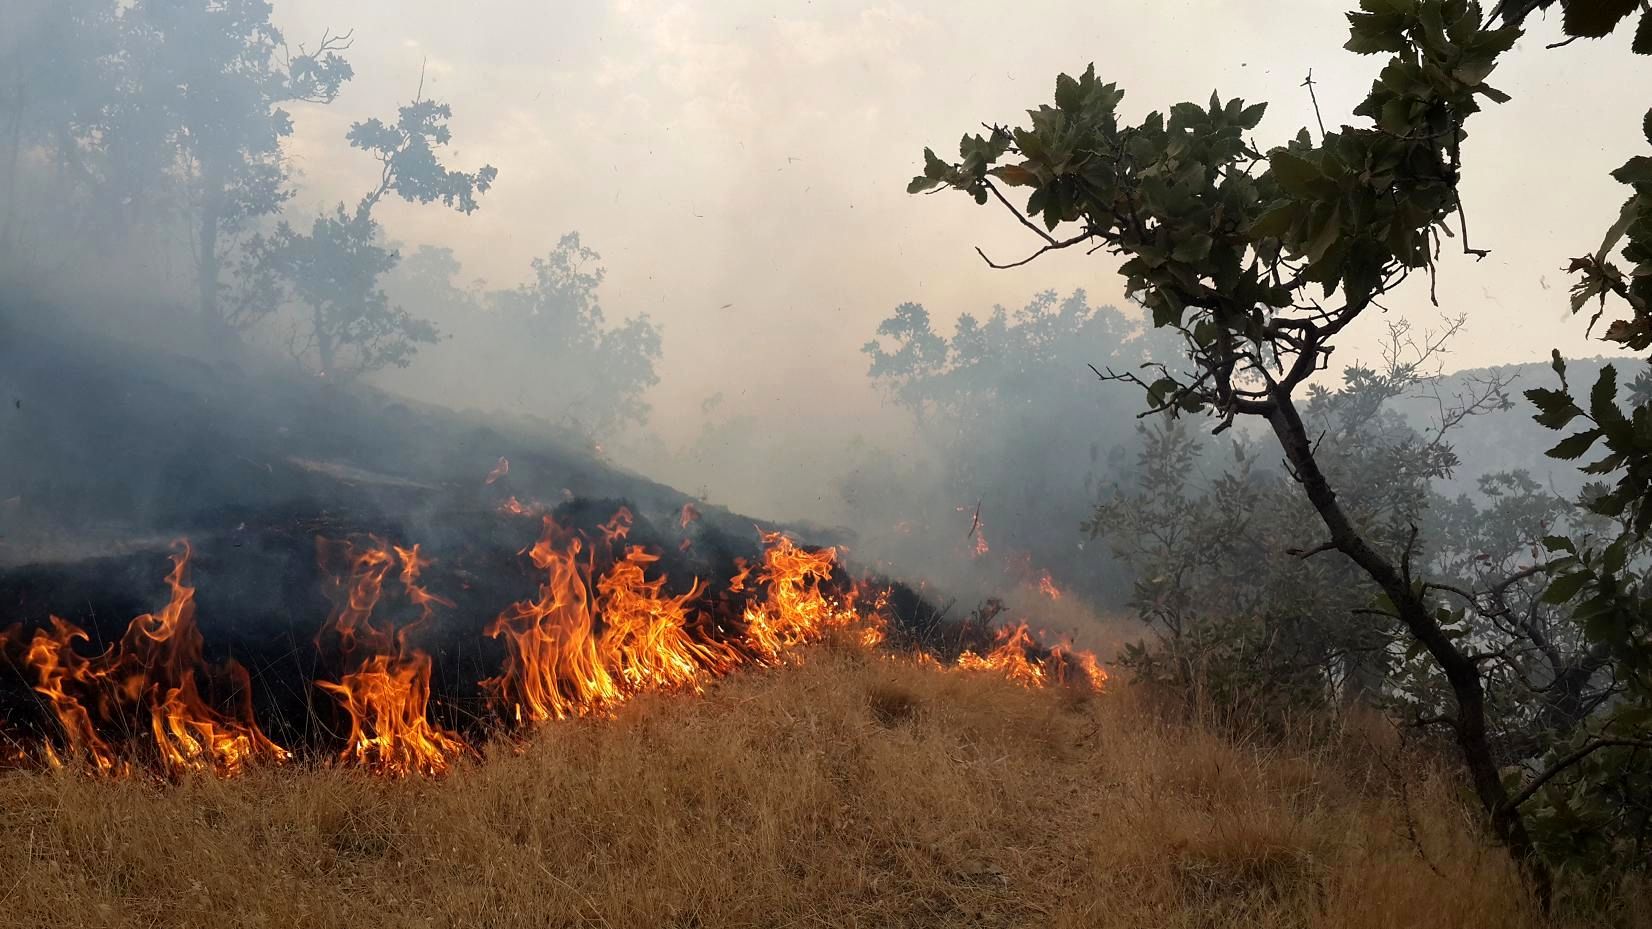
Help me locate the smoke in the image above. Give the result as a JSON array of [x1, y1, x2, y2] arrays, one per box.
[[1, 0, 1642, 644]]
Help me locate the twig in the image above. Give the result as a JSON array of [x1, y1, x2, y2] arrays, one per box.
[[1506, 738, 1652, 811], [1301, 70, 1327, 139]]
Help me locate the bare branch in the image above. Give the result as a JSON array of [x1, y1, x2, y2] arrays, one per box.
[[1506, 739, 1652, 811]]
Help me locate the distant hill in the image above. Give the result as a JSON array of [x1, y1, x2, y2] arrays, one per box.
[[1390, 356, 1642, 502]]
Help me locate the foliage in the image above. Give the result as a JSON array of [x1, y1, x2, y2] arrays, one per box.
[[374, 234, 663, 435], [0, 0, 354, 330], [241, 204, 435, 375], [242, 95, 495, 378], [858, 289, 1151, 601], [1517, 105, 1652, 873], [908, 0, 1652, 899]]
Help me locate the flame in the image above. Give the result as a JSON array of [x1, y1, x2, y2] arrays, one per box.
[[483, 521, 890, 726], [679, 503, 701, 528], [956, 622, 1105, 692], [23, 616, 120, 773], [499, 496, 550, 518], [13, 544, 286, 775], [1, 511, 1104, 778], [1037, 571, 1063, 601], [482, 513, 739, 724], [314, 539, 469, 777], [740, 531, 880, 659], [485, 456, 510, 485]]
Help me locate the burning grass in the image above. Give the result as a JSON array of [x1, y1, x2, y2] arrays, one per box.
[[0, 506, 1105, 778], [0, 651, 1636, 928]]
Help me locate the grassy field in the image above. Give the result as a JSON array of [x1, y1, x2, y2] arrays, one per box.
[[0, 644, 1639, 929]]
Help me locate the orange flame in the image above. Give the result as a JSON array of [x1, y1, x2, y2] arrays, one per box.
[[482, 513, 741, 724], [956, 622, 1106, 692], [15, 544, 286, 775], [740, 531, 881, 659], [484, 456, 510, 485], [314, 539, 468, 777], [1, 512, 1105, 778], [1037, 571, 1063, 601]]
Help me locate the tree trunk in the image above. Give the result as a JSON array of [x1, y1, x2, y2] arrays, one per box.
[[314, 301, 334, 377], [196, 160, 227, 346], [1265, 392, 1553, 907]]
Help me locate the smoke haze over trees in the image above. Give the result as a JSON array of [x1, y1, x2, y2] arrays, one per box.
[[6, 0, 1652, 920]]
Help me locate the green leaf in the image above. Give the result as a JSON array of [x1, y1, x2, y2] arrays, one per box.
[[1304, 203, 1344, 263], [1603, 537, 1630, 574], [1478, 84, 1512, 104], [1598, 195, 1640, 260], [1345, 11, 1408, 53], [1551, 349, 1568, 382], [1269, 150, 1325, 198], [1526, 386, 1583, 429], [1565, 0, 1638, 38], [922, 147, 950, 178], [1547, 428, 1604, 460], [1611, 159, 1652, 185], [1643, 106, 1652, 145], [1636, 10, 1652, 54], [1452, 55, 1499, 87], [1239, 101, 1268, 130], [1172, 233, 1214, 264], [1542, 535, 1578, 554], [1247, 203, 1298, 239], [1054, 72, 1082, 112], [1542, 570, 1590, 605], [907, 176, 939, 194], [1591, 364, 1624, 429]]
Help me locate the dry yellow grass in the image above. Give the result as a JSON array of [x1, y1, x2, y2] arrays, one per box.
[[0, 646, 1641, 928]]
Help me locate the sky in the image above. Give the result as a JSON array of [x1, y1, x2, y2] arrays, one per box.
[[271, 0, 1646, 452]]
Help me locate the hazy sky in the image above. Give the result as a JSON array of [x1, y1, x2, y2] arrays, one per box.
[[274, 0, 1645, 447]]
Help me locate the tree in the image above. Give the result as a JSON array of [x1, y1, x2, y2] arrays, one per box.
[[907, 0, 1643, 901], [483, 233, 662, 432], [374, 233, 664, 436], [859, 289, 1151, 602], [115, 0, 353, 336], [0, 0, 121, 261], [1506, 1, 1652, 877], [0, 1, 353, 332], [245, 94, 496, 378]]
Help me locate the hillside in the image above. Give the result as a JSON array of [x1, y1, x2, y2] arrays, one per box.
[[0, 648, 1624, 929], [1391, 356, 1639, 501]]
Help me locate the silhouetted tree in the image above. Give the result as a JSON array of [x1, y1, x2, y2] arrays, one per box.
[[243, 94, 495, 378]]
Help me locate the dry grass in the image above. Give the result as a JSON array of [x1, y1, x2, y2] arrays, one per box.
[[0, 647, 1641, 929]]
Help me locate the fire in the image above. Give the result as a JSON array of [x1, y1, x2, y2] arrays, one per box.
[[8, 543, 287, 775], [740, 531, 882, 659], [482, 510, 744, 724], [499, 496, 550, 518], [0, 509, 1105, 779], [679, 503, 700, 528], [313, 539, 469, 777], [956, 622, 1106, 692], [485, 456, 510, 485], [1037, 571, 1063, 601]]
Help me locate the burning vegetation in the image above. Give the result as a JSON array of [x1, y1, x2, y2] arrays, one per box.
[[0, 500, 1103, 779]]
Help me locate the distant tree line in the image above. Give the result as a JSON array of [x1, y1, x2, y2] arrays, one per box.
[[1, 0, 659, 433]]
